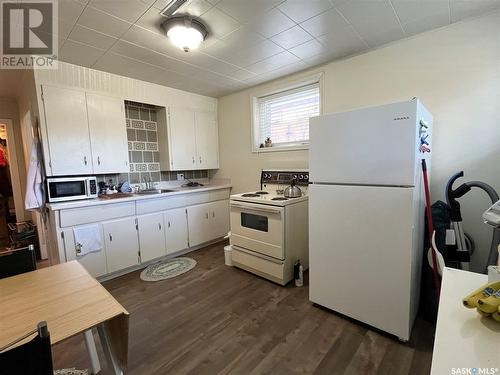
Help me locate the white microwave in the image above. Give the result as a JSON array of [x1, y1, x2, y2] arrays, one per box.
[[46, 176, 98, 203]]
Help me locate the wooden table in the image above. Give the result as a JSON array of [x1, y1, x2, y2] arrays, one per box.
[[0, 261, 129, 374], [431, 267, 500, 374]]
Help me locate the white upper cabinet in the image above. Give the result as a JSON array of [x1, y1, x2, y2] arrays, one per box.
[[161, 106, 219, 171], [42, 85, 93, 175], [167, 107, 197, 170], [86, 93, 129, 174], [195, 111, 219, 169], [42, 85, 129, 176]]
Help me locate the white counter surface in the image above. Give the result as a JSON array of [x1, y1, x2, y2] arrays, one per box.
[[46, 180, 232, 211], [431, 267, 500, 375]]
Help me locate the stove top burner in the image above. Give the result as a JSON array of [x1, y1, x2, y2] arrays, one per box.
[[242, 193, 260, 197], [255, 191, 269, 195], [271, 197, 288, 201]]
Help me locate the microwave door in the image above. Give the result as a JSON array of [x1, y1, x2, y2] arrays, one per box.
[[49, 180, 87, 202]]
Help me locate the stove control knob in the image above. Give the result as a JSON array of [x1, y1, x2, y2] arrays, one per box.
[[299, 175, 304, 179], [293, 174, 298, 180], [305, 174, 309, 180]]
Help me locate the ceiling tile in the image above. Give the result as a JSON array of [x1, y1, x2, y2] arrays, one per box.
[[248, 8, 296, 38], [110, 40, 170, 67], [215, 0, 283, 23], [220, 25, 267, 49], [68, 25, 118, 50], [56, 18, 77, 39], [199, 7, 241, 38], [225, 69, 257, 81], [402, 11, 450, 37], [59, 40, 105, 68], [246, 51, 300, 74], [299, 7, 353, 38], [77, 6, 132, 38], [336, 0, 402, 37], [58, 0, 86, 25], [222, 40, 284, 66], [278, 0, 333, 23], [88, 0, 150, 23], [93, 52, 165, 82], [316, 27, 366, 54], [289, 39, 325, 59], [450, 0, 500, 22], [135, 6, 165, 34], [270, 25, 313, 49], [391, 0, 449, 25], [361, 26, 406, 47]]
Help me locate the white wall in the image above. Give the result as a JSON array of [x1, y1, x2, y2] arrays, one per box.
[[215, 12, 500, 272]]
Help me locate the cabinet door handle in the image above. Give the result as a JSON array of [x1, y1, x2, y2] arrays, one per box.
[[212, 211, 215, 218], [205, 213, 209, 219], [84, 156, 87, 165], [97, 156, 101, 165], [168, 221, 171, 228], [192, 156, 195, 164], [158, 223, 162, 230], [109, 233, 113, 242], [199, 156, 202, 164]]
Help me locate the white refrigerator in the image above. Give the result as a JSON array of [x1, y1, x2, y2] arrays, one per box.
[[308, 99, 432, 341]]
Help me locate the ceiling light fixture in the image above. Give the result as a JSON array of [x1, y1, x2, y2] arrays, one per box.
[[161, 16, 208, 52]]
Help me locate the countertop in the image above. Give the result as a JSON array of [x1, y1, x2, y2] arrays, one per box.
[[430, 267, 500, 374], [46, 180, 232, 211]]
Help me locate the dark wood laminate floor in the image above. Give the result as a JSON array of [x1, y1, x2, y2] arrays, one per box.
[[52, 242, 435, 375]]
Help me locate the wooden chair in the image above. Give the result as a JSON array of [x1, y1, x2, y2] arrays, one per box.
[[0, 321, 54, 375], [0, 244, 36, 279]]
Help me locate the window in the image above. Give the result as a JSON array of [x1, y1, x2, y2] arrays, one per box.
[[252, 79, 321, 152]]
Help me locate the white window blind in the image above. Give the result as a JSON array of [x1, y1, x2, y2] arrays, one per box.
[[257, 82, 320, 148]]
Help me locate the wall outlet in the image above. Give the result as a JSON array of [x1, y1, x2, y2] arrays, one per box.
[[177, 173, 185, 181]]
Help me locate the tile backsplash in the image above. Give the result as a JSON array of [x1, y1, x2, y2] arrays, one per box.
[[96, 101, 209, 186], [125, 101, 160, 179]]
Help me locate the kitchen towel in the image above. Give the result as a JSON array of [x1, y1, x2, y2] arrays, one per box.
[[73, 225, 102, 257], [24, 141, 43, 210]]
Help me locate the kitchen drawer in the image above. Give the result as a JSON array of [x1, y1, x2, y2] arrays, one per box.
[[231, 246, 285, 282], [136, 195, 187, 215], [184, 191, 210, 206], [59, 202, 135, 227], [209, 188, 230, 201]]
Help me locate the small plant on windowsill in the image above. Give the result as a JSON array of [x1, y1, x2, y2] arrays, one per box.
[[264, 137, 272, 148]]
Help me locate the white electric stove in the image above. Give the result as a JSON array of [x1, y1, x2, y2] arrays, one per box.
[[229, 170, 309, 285]]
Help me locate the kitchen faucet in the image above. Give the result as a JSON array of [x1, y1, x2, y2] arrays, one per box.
[[142, 177, 154, 190]]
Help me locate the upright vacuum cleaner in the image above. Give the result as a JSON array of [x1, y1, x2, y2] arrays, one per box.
[[445, 171, 500, 272]]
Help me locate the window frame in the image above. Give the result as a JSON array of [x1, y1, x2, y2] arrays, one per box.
[[250, 72, 324, 153]]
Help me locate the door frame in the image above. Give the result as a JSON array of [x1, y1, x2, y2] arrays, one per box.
[[0, 118, 24, 222]]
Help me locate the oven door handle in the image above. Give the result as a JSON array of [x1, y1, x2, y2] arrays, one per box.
[[230, 202, 283, 214]]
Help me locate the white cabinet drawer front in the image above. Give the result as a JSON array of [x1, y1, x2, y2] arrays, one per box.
[[209, 188, 230, 201], [136, 195, 187, 215], [59, 202, 135, 227], [185, 192, 210, 206]]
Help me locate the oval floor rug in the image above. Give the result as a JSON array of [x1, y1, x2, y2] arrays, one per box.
[[140, 257, 197, 282]]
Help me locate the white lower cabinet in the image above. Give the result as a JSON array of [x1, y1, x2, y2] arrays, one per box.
[[164, 208, 189, 254], [137, 213, 166, 263], [210, 200, 230, 239], [62, 225, 107, 277], [103, 217, 140, 273], [187, 200, 229, 247]]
